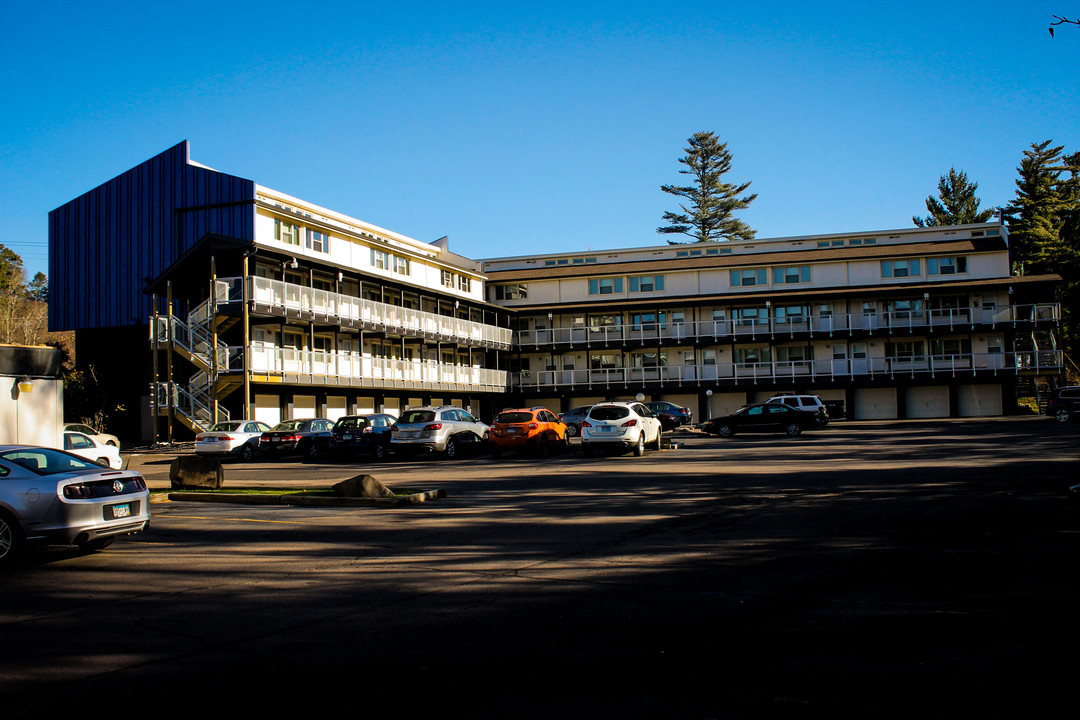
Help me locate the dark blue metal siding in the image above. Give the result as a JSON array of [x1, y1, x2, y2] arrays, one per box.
[[48, 141, 256, 331]]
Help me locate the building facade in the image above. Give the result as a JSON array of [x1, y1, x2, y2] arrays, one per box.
[[50, 142, 513, 439], [483, 224, 1062, 421], [49, 143, 1063, 440]]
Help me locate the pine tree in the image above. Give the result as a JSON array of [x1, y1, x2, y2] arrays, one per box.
[[912, 168, 996, 227], [1006, 140, 1071, 273], [657, 132, 757, 243]]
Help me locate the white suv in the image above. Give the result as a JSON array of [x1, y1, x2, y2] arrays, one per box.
[[580, 401, 664, 457], [765, 394, 829, 426], [390, 406, 489, 458]]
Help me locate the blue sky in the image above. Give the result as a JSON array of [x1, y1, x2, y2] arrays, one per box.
[[3, 1, 1077, 279]]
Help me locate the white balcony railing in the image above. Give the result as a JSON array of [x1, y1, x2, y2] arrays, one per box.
[[516, 303, 1060, 347], [247, 346, 507, 392], [511, 351, 1062, 390], [213, 276, 512, 349]]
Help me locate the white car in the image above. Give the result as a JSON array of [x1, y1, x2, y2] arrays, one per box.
[[63, 423, 120, 449], [196, 420, 272, 461], [580, 401, 664, 457], [62, 431, 123, 470]]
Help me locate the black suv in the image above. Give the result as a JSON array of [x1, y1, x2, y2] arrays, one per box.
[[1047, 386, 1080, 423]]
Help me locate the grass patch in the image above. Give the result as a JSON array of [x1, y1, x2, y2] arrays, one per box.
[[156, 487, 422, 497]]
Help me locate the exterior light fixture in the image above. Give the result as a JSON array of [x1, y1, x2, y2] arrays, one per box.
[[17, 376, 32, 393]]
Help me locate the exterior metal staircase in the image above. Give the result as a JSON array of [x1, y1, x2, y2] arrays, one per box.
[[151, 296, 241, 433]]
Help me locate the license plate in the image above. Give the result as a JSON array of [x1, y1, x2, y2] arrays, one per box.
[[507, 427, 519, 434], [273, 437, 281, 442], [342, 434, 353, 440], [111, 503, 131, 519], [600, 426, 614, 433], [400, 431, 419, 439]]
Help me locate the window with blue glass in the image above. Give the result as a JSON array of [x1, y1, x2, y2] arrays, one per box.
[[588, 277, 623, 295], [629, 275, 664, 292], [730, 268, 767, 287]]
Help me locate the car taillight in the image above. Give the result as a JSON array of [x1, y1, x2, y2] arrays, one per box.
[[527, 422, 538, 429], [391, 426, 399, 432], [424, 423, 443, 431], [219, 435, 234, 441], [582, 420, 592, 428], [362, 427, 373, 434], [621, 419, 637, 427], [64, 484, 92, 499], [284, 434, 301, 442]]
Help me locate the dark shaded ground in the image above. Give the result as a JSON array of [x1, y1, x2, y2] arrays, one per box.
[[2, 417, 1077, 718]]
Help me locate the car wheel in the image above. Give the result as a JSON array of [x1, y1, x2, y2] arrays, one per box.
[[444, 436, 458, 459], [561, 432, 570, 451], [106, 440, 117, 447], [717, 424, 734, 438], [537, 433, 549, 456], [785, 423, 803, 437], [0, 511, 23, 566], [633, 433, 645, 456], [78, 536, 115, 552], [306, 442, 320, 461], [1055, 408, 1071, 423], [650, 426, 663, 450], [240, 444, 253, 462], [565, 424, 578, 437], [94, 457, 110, 468], [373, 443, 386, 460]]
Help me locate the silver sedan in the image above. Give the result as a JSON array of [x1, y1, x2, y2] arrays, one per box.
[[0, 445, 150, 565]]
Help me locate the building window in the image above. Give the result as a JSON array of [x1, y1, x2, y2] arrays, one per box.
[[735, 346, 770, 364], [881, 259, 921, 278], [730, 268, 767, 287], [588, 314, 622, 332], [888, 340, 925, 360], [732, 306, 767, 326], [775, 346, 811, 362], [458, 275, 472, 292], [629, 275, 664, 292], [588, 277, 623, 295], [927, 257, 968, 275], [371, 249, 389, 270], [275, 219, 300, 246], [393, 255, 411, 275], [774, 305, 810, 324], [702, 349, 717, 365], [630, 312, 666, 331], [772, 266, 810, 284], [307, 229, 329, 253], [494, 284, 527, 300], [931, 338, 971, 357], [442, 270, 454, 288]]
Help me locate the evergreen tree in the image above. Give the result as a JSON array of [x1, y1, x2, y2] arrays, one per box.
[[912, 168, 996, 227], [657, 132, 757, 243], [1006, 140, 1072, 273]]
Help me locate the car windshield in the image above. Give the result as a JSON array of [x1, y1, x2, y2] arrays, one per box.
[[589, 406, 630, 421], [1, 448, 103, 475], [398, 411, 436, 424], [271, 420, 305, 431], [210, 422, 242, 431], [495, 412, 533, 424]]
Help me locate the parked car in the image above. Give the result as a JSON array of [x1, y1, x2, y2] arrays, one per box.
[[62, 431, 123, 469], [330, 414, 396, 459], [0, 445, 150, 565], [765, 394, 830, 426], [644, 401, 693, 426], [195, 420, 272, 461], [489, 407, 568, 457], [580, 401, 664, 457], [258, 418, 335, 461], [390, 406, 489, 458], [558, 405, 594, 437], [1047, 386, 1080, 423], [704, 403, 823, 437], [63, 423, 120, 448], [655, 411, 683, 432]]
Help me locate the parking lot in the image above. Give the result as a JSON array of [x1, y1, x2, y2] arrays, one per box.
[[3, 417, 1079, 717]]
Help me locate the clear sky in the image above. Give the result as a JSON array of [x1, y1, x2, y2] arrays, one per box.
[[2, 1, 1077, 279]]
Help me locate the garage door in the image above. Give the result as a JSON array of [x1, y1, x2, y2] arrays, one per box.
[[905, 386, 949, 418], [854, 388, 897, 419], [958, 384, 1002, 417]]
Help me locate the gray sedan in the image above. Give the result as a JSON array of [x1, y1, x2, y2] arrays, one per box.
[[0, 445, 150, 565]]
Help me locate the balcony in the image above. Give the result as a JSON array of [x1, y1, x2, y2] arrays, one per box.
[[245, 346, 507, 393], [515, 303, 1060, 348], [212, 276, 512, 349], [512, 350, 1062, 390]]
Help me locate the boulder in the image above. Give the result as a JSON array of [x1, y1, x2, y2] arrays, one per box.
[[170, 456, 224, 489], [333, 474, 394, 498]]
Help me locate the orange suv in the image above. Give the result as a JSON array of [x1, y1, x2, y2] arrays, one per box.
[[489, 407, 569, 457]]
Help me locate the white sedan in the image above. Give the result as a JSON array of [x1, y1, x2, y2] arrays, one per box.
[[63, 423, 120, 449], [196, 420, 272, 461], [580, 401, 664, 457], [62, 431, 123, 470]]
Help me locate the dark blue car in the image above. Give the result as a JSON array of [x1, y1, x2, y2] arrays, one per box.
[[330, 414, 396, 460]]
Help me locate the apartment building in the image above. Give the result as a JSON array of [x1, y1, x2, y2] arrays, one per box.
[[49, 142, 513, 439], [483, 224, 1062, 420]]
